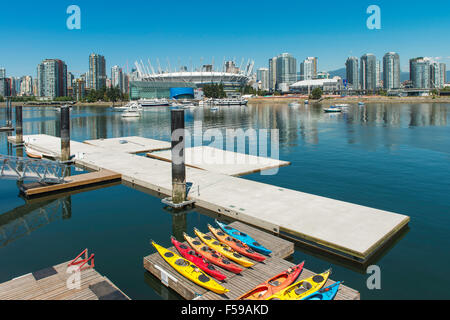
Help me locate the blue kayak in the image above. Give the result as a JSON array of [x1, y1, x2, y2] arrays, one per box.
[[215, 220, 272, 256], [302, 281, 341, 300]]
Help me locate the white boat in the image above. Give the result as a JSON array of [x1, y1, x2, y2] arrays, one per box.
[[121, 102, 142, 117], [323, 106, 342, 113], [138, 98, 170, 107], [335, 104, 349, 107], [213, 98, 248, 106], [358, 102, 365, 106], [304, 100, 309, 104], [113, 101, 142, 111]]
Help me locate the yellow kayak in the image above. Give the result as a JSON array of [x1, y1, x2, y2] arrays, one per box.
[[194, 228, 254, 268], [151, 241, 229, 294], [266, 269, 331, 300]]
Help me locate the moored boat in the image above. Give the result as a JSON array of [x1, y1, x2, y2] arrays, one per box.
[[323, 106, 342, 113], [151, 240, 229, 294], [194, 228, 254, 267], [183, 233, 243, 274], [266, 269, 331, 300], [215, 220, 272, 256], [303, 281, 341, 300], [237, 262, 305, 300], [171, 237, 227, 281], [207, 224, 266, 262]]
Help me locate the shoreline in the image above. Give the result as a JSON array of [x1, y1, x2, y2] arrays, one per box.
[[1, 96, 450, 107], [248, 96, 450, 104]]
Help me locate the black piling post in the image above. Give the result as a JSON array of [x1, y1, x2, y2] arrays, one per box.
[[171, 109, 186, 204], [60, 105, 70, 162], [15, 105, 23, 145]]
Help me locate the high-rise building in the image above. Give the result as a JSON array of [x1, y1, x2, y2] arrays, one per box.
[[300, 59, 313, 81], [268, 57, 278, 92], [376, 60, 382, 88], [256, 68, 269, 91], [300, 57, 317, 80], [383, 52, 400, 90], [410, 57, 431, 89], [275, 53, 297, 90], [111, 65, 124, 92], [225, 61, 239, 74], [0, 68, 5, 78], [430, 62, 447, 89], [67, 71, 74, 90], [360, 54, 377, 91], [73, 79, 86, 101], [36, 59, 68, 98], [122, 74, 129, 94], [440, 63, 447, 86], [20, 76, 33, 96], [89, 53, 106, 90], [345, 57, 359, 89]]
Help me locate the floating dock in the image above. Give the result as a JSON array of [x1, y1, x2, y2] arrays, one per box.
[[143, 221, 360, 300], [84, 136, 171, 154], [147, 146, 290, 176], [19, 169, 121, 197], [18, 134, 410, 262], [0, 261, 130, 300]]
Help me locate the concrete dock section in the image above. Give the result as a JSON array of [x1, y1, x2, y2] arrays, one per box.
[[19, 134, 410, 261], [147, 146, 290, 176], [84, 136, 171, 154]]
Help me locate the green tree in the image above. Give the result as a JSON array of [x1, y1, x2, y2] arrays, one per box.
[[0, 95, 4, 102], [310, 88, 322, 100]]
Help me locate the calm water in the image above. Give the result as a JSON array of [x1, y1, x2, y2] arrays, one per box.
[[0, 102, 449, 300]]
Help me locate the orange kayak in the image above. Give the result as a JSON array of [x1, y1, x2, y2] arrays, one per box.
[[237, 261, 305, 300], [207, 224, 266, 262]]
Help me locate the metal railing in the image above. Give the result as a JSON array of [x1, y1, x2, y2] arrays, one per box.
[[0, 154, 67, 184]]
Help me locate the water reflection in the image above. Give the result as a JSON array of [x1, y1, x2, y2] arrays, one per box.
[[0, 196, 72, 248]]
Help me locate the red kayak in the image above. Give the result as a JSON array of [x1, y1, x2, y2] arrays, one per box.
[[208, 224, 266, 262], [237, 261, 305, 300], [184, 233, 243, 274], [171, 237, 227, 281]]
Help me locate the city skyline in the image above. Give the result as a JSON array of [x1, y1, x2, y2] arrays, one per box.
[[1, 1, 450, 77]]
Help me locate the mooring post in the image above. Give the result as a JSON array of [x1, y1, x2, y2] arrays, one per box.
[[15, 105, 23, 145], [60, 105, 70, 162], [6, 98, 11, 127], [171, 109, 186, 204]]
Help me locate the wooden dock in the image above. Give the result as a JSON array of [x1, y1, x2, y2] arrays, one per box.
[[19, 134, 410, 262], [19, 169, 121, 197], [143, 221, 360, 300], [0, 261, 130, 300]]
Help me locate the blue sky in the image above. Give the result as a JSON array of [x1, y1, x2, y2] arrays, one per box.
[[1, 0, 450, 77]]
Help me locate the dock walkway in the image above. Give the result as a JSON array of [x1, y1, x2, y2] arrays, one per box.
[[143, 222, 360, 300], [0, 261, 130, 300], [18, 134, 410, 262]]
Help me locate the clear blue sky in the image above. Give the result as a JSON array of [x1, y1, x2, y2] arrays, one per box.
[[1, 0, 450, 77]]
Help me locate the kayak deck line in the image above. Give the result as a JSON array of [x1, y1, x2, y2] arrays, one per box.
[[143, 221, 360, 300], [18, 134, 410, 263], [0, 260, 130, 300]]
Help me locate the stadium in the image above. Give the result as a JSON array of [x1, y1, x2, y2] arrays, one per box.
[[130, 59, 254, 100]]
